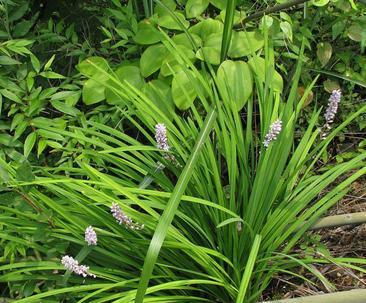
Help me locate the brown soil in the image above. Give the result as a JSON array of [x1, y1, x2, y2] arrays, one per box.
[[263, 179, 366, 301]]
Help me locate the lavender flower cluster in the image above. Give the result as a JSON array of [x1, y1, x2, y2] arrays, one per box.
[[324, 89, 341, 124], [61, 255, 96, 278], [263, 119, 282, 148], [62, 204, 144, 278], [155, 123, 170, 152], [155, 123, 180, 166], [111, 202, 144, 230], [85, 226, 97, 246], [321, 89, 342, 139]]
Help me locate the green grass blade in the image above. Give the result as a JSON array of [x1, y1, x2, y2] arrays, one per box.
[[236, 234, 261, 303], [142, 0, 151, 17], [135, 107, 217, 303], [309, 68, 366, 88], [220, 0, 236, 62]]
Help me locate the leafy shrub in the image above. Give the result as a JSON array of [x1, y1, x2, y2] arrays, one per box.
[[1, 0, 366, 302]]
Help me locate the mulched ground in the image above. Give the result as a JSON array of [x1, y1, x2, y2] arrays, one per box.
[[262, 179, 366, 301]]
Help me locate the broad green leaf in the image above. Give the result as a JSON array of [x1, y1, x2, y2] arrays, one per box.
[[172, 70, 197, 110], [218, 9, 246, 25], [50, 91, 79, 101], [14, 120, 27, 140], [26, 72, 35, 91], [323, 79, 340, 93], [51, 100, 80, 116], [158, 12, 189, 30], [196, 33, 222, 65], [46, 140, 63, 149], [228, 31, 264, 58], [347, 23, 366, 42], [185, 0, 209, 18], [82, 79, 105, 105], [172, 33, 202, 48], [280, 12, 292, 24], [11, 113, 24, 131], [106, 66, 144, 104], [0, 56, 20, 65], [24, 132, 37, 158], [317, 42, 332, 67], [311, 0, 330, 6], [37, 129, 64, 141], [142, 79, 174, 117], [140, 44, 168, 77], [133, 21, 163, 45], [30, 54, 40, 73], [37, 138, 47, 157], [210, 0, 225, 9], [44, 55, 56, 71], [0, 89, 22, 104], [77, 57, 109, 80], [217, 60, 253, 110], [248, 56, 283, 92], [39, 71, 65, 79], [261, 15, 273, 29], [16, 161, 35, 183], [155, 0, 176, 15], [13, 19, 35, 38], [280, 21, 293, 41], [8, 2, 29, 22], [332, 21, 346, 40], [161, 45, 196, 76], [189, 18, 223, 41]]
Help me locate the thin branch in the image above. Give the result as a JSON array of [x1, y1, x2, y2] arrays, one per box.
[[241, 0, 310, 25]]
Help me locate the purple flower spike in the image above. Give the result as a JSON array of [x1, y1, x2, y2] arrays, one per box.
[[321, 89, 342, 139], [155, 123, 170, 152], [61, 255, 96, 278], [263, 119, 282, 148], [85, 226, 97, 246], [325, 89, 341, 125], [110, 202, 144, 230]]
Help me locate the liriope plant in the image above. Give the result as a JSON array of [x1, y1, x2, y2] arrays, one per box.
[[2, 15, 366, 303]]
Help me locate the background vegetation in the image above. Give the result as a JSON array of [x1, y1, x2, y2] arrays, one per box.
[[0, 0, 365, 302]]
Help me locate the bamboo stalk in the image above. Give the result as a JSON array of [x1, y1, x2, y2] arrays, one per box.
[[308, 212, 366, 231], [264, 289, 366, 303]]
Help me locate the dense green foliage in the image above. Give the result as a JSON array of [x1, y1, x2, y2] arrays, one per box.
[[0, 0, 366, 302]]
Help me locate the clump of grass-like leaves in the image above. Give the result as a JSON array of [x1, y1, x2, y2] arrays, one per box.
[[1, 18, 366, 303]]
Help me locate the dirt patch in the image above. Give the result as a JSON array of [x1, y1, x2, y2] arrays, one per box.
[[263, 179, 366, 301]]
